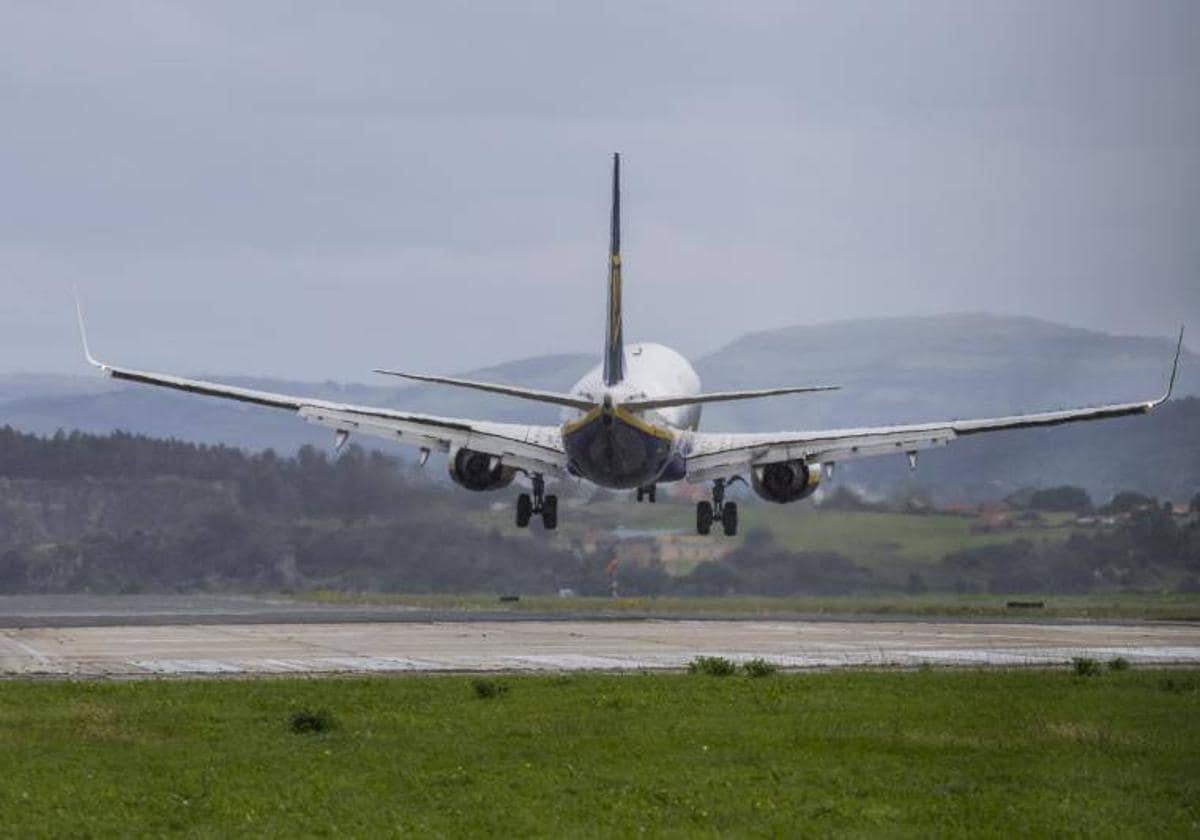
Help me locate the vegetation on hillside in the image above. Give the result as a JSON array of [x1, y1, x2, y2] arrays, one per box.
[[0, 426, 1197, 597]]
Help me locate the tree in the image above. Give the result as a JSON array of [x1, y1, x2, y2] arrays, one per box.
[[1104, 491, 1157, 514], [1028, 485, 1093, 514]]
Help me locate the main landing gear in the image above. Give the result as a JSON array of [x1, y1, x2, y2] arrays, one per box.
[[516, 473, 557, 530], [696, 478, 738, 537], [635, 484, 657, 503]]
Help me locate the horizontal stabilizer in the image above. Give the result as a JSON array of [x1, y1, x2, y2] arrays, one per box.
[[622, 385, 840, 412], [373, 369, 596, 410]]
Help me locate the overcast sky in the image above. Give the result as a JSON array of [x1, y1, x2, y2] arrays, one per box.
[[2, 1, 1197, 379]]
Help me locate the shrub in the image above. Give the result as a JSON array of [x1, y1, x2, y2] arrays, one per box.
[[1071, 657, 1102, 677], [688, 656, 738, 677], [471, 678, 509, 699], [289, 708, 335, 734], [1107, 657, 1131, 672], [742, 658, 778, 678], [1029, 486, 1093, 514], [1159, 676, 1198, 694]]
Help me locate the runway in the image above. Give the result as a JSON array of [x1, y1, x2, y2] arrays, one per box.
[[2, 604, 1198, 678]]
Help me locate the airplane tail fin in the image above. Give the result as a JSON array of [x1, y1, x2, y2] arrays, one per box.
[[603, 152, 624, 386]]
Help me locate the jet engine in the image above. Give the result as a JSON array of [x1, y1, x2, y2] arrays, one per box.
[[751, 460, 821, 504], [448, 448, 516, 492]]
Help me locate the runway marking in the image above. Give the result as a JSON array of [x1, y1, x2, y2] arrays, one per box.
[[1083, 646, 1200, 661], [0, 632, 52, 668], [1, 620, 1196, 678], [133, 659, 244, 674], [315, 656, 445, 672], [909, 649, 1067, 665], [499, 654, 660, 670]]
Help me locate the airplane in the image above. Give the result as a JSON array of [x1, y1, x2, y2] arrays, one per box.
[[77, 154, 1185, 537]]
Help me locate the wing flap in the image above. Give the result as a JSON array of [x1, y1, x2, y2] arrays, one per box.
[[299, 406, 567, 476], [686, 426, 955, 482]]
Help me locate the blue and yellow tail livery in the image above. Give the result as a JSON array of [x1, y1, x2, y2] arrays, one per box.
[[603, 152, 624, 387]]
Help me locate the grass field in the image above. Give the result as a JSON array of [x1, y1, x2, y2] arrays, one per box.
[[738, 507, 1077, 567], [1, 670, 1197, 836], [302, 590, 1200, 621], [485, 500, 1081, 573]]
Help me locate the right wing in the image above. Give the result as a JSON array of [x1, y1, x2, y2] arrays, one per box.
[[685, 327, 1185, 483], [76, 305, 568, 477]]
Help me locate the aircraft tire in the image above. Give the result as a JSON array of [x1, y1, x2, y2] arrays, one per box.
[[722, 502, 738, 537], [516, 493, 532, 528], [542, 495, 558, 530], [696, 501, 713, 535]]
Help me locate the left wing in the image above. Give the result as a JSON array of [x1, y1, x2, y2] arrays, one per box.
[[76, 304, 567, 477], [685, 327, 1185, 483]]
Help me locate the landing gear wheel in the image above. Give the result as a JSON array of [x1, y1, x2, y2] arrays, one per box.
[[696, 501, 713, 535], [722, 501, 739, 537], [636, 487, 644, 502], [516, 493, 532, 528], [647, 485, 657, 503], [541, 495, 558, 530]]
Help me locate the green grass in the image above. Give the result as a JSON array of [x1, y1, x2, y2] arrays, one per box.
[[484, 500, 1082, 574], [739, 507, 1076, 567], [0, 671, 1197, 836], [300, 590, 1200, 621]]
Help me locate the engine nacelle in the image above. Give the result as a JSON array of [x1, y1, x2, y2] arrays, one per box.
[[751, 460, 822, 504], [448, 448, 516, 492]]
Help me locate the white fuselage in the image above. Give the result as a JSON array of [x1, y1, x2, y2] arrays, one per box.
[[563, 342, 703, 432]]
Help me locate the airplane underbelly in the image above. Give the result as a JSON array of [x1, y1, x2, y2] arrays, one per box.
[[562, 411, 675, 489]]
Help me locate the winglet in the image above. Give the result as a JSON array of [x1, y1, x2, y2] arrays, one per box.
[[74, 289, 107, 371], [1162, 324, 1185, 403]]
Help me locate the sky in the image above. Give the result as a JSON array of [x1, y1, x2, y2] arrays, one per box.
[[1, 1, 1197, 380]]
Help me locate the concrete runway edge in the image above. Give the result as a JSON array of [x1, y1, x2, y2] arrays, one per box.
[[2, 610, 1198, 679]]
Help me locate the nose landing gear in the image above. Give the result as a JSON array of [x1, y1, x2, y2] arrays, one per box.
[[696, 478, 738, 536], [516, 473, 558, 530], [635, 484, 657, 503]]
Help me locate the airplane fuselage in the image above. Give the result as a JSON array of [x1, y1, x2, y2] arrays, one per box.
[[561, 342, 700, 489]]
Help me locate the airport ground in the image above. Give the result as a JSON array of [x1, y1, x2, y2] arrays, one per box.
[[1, 595, 1197, 834], [2, 594, 1199, 677], [0, 669, 1197, 836], [300, 590, 1200, 622]]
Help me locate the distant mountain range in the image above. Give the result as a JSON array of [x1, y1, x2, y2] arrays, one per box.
[[2, 314, 1196, 501]]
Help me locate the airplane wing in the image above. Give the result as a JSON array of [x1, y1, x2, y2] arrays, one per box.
[[685, 328, 1185, 483], [76, 305, 568, 478]]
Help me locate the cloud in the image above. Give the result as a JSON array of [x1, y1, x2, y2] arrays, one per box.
[[1, 1, 1196, 378]]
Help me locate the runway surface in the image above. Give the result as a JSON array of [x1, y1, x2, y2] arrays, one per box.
[[1, 595, 1197, 678]]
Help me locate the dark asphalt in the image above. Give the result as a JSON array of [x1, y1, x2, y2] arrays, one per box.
[[0, 594, 1186, 629]]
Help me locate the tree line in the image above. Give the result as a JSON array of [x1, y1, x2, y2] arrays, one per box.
[[0, 425, 1197, 597]]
